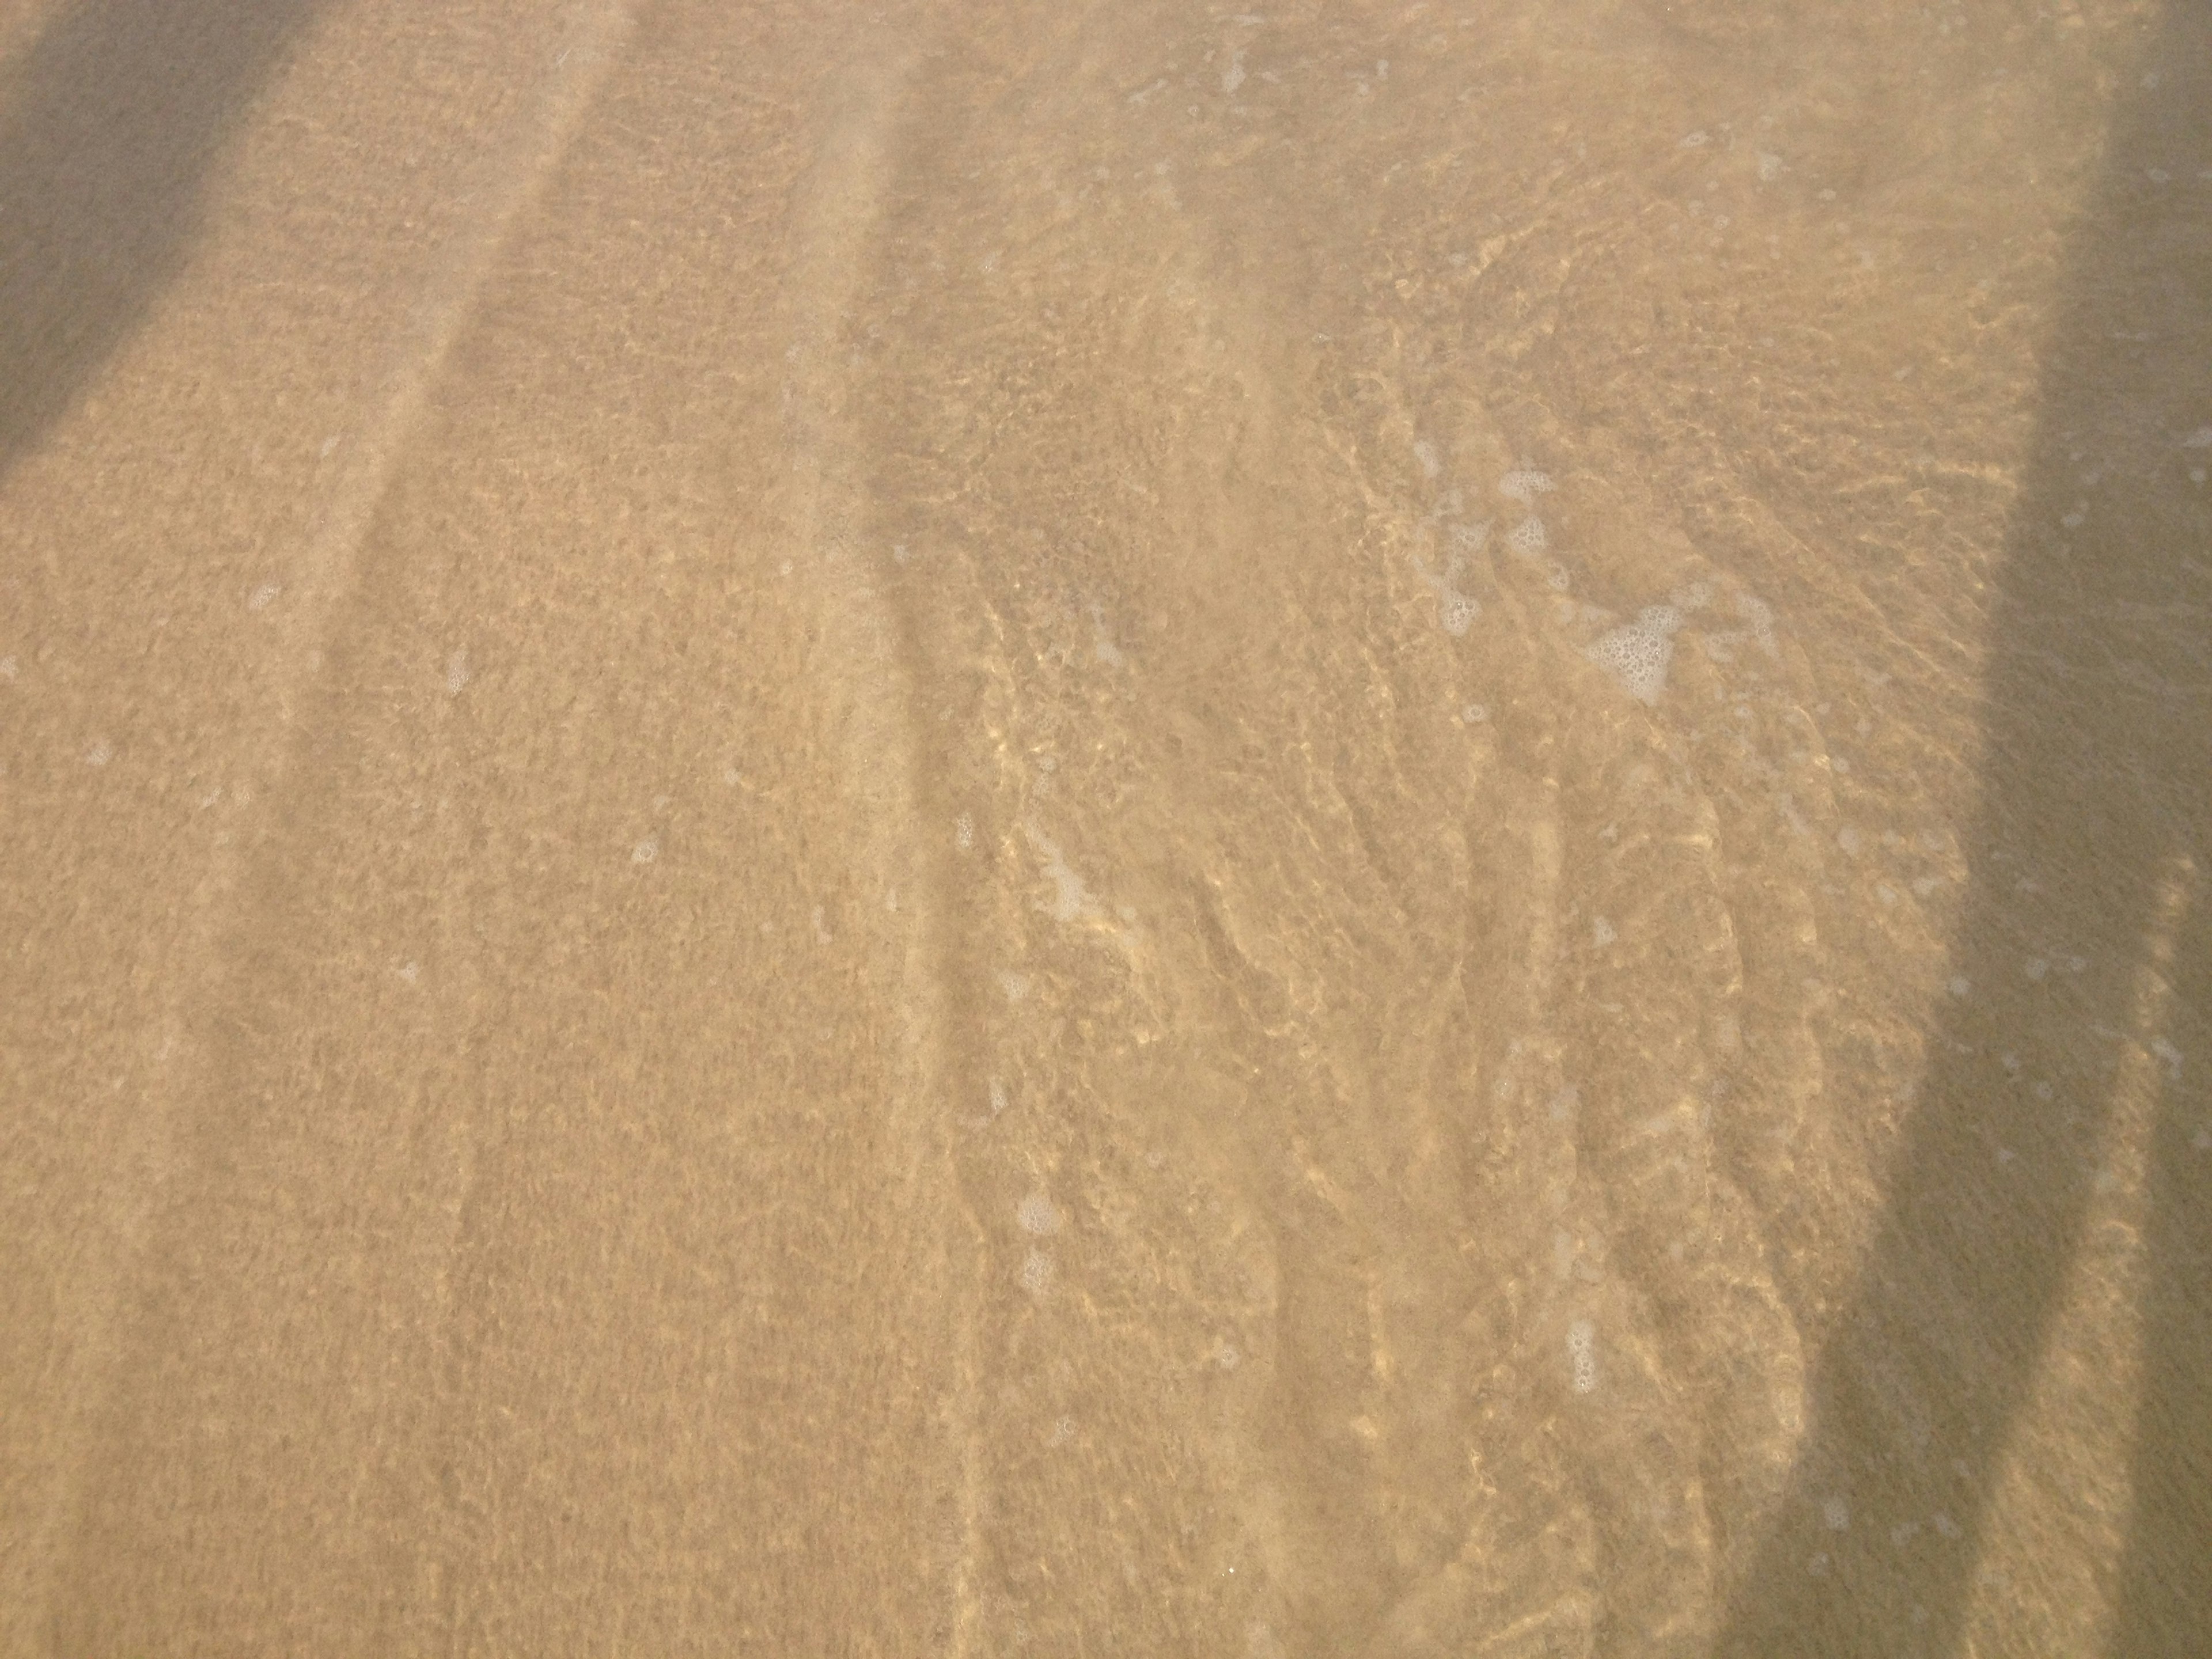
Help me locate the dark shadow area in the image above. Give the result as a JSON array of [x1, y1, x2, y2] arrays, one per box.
[[1717, 4, 2211, 1654], [0, 0, 327, 483]]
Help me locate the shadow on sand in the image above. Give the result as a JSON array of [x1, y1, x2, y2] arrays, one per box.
[[0, 0, 327, 483], [1717, 5, 2211, 1654]]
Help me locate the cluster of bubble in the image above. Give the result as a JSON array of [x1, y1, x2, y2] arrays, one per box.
[[1017, 1191, 1060, 1236], [1412, 518, 1484, 638], [1495, 471, 1566, 592], [1439, 590, 1479, 636], [1020, 1249, 1055, 1296], [1699, 588, 1778, 666], [1504, 516, 1548, 561], [1567, 1318, 1600, 1394], [1587, 604, 1688, 705], [1499, 468, 1555, 507], [1022, 821, 1097, 923]]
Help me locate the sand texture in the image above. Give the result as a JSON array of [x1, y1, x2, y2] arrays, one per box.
[[2, 0, 2207, 1652]]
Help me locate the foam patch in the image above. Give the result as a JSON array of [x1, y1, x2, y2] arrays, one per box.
[[1500, 469, 1555, 506], [1587, 604, 1686, 704]]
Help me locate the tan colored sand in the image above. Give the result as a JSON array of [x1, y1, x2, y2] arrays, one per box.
[[3, 0, 2206, 1652]]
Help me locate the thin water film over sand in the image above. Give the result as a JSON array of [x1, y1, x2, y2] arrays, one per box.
[[0, 0, 2205, 1653]]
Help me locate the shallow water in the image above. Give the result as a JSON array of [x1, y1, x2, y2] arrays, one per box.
[[2, 0, 2206, 1652]]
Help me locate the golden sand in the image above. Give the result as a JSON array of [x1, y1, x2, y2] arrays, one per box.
[[2, 1, 2205, 1651]]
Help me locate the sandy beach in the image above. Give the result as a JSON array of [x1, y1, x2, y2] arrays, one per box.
[[2, 1, 2206, 1652]]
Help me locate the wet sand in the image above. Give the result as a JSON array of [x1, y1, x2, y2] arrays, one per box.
[[2, 0, 2207, 1652]]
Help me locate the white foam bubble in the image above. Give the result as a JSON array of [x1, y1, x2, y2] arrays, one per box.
[[955, 813, 975, 850], [445, 649, 471, 694], [248, 582, 281, 612], [1505, 517, 1548, 560], [1737, 592, 1778, 657], [1499, 469, 1554, 507], [1412, 537, 1480, 637], [632, 836, 658, 864], [1017, 1192, 1060, 1236], [1586, 604, 1685, 704], [1449, 520, 1490, 556], [1020, 1249, 1055, 1295], [1413, 438, 1441, 478], [85, 740, 113, 767], [1567, 1319, 1599, 1393], [1023, 823, 1097, 923]]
